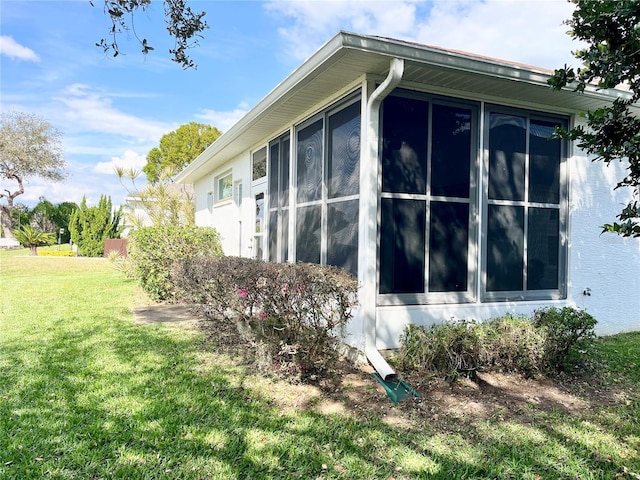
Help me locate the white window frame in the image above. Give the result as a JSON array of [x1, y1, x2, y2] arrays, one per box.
[[215, 171, 233, 203]]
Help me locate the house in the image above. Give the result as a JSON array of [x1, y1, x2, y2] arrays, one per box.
[[176, 32, 639, 374]]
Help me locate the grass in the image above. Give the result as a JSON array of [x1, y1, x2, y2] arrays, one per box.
[[1, 248, 639, 479]]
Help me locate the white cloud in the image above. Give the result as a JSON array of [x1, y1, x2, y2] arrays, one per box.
[[195, 103, 250, 132], [266, 0, 581, 69], [0, 35, 40, 62], [414, 0, 580, 70], [52, 84, 175, 143], [93, 149, 148, 175]]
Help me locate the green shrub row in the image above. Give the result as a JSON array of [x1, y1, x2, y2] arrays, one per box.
[[127, 226, 223, 301], [37, 250, 76, 257], [171, 256, 359, 380], [398, 307, 597, 378]]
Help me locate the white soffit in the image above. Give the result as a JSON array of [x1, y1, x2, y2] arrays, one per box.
[[177, 31, 631, 184]]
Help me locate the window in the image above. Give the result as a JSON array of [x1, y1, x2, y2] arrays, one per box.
[[252, 147, 267, 181], [378, 93, 567, 304], [379, 93, 477, 303], [268, 134, 290, 262], [294, 99, 360, 275], [265, 97, 361, 275], [483, 108, 567, 300], [216, 172, 233, 202]]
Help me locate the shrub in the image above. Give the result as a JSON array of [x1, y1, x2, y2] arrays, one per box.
[[398, 322, 485, 379], [128, 226, 223, 301], [398, 309, 593, 378], [172, 257, 358, 380], [482, 315, 546, 376], [532, 307, 597, 371]]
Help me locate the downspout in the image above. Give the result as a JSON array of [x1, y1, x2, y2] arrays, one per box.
[[362, 57, 404, 381]]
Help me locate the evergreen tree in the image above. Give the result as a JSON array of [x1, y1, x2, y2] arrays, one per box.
[[68, 195, 123, 256]]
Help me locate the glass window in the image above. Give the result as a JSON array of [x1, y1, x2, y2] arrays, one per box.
[[252, 147, 267, 181], [217, 173, 232, 202]]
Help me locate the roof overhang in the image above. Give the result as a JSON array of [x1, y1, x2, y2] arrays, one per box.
[[177, 31, 633, 184]]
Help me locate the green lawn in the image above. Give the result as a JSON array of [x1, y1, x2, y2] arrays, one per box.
[[1, 249, 639, 479]]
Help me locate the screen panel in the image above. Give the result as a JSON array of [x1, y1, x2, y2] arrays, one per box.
[[488, 113, 526, 201], [382, 96, 428, 194], [486, 204, 524, 291], [328, 102, 361, 198], [379, 198, 426, 294], [429, 201, 469, 292], [431, 104, 472, 198]]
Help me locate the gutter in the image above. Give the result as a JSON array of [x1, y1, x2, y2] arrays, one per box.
[[362, 57, 404, 382]]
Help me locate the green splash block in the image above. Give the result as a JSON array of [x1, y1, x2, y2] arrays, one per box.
[[371, 372, 422, 403]]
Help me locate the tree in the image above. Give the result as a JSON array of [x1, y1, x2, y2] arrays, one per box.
[[549, 0, 640, 237], [117, 165, 195, 229], [12, 225, 56, 256], [29, 198, 78, 243], [68, 195, 123, 257], [93, 0, 208, 69], [0, 112, 67, 239], [143, 122, 221, 183]]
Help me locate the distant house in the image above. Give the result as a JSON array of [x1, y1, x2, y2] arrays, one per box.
[[176, 32, 639, 365]]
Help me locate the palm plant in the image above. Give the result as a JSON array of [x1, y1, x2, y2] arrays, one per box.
[[12, 225, 56, 255]]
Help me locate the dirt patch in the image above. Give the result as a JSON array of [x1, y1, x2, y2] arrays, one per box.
[[135, 305, 633, 427], [132, 304, 201, 325]]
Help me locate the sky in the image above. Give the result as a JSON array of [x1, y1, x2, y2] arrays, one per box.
[[1, 0, 583, 208]]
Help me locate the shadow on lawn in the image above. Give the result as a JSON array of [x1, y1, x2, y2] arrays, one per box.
[[1, 315, 639, 479]]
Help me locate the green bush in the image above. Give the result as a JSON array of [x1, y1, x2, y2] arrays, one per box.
[[172, 256, 358, 380], [399, 308, 595, 378], [532, 307, 598, 371], [128, 226, 223, 301]]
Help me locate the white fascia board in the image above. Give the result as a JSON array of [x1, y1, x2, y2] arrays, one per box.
[[340, 32, 631, 105]]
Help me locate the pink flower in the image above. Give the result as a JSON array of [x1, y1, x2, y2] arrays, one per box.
[[238, 289, 248, 298], [259, 311, 267, 321]]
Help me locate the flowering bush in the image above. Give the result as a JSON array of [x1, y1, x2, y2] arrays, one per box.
[[172, 257, 358, 380]]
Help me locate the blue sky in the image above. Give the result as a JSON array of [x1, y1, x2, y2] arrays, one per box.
[[1, 0, 581, 208]]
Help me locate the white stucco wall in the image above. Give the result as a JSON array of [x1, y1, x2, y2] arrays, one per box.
[[194, 153, 252, 257], [567, 138, 640, 335]]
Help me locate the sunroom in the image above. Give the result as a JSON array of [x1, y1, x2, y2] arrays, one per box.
[[176, 32, 639, 372]]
